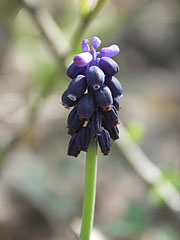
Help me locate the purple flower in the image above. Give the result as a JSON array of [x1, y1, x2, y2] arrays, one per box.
[[81, 39, 90, 52], [102, 106, 119, 126], [77, 127, 91, 152], [61, 90, 78, 108], [66, 63, 87, 79], [77, 93, 94, 121], [98, 129, 111, 155], [99, 57, 119, 76], [100, 44, 120, 57], [61, 36, 122, 157], [74, 52, 93, 67], [91, 36, 101, 50], [105, 76, 123, 98], [67, 75, 87, 100], [89, 112, 102, 136], [95, 85, 113, 111], [102, 119, 119, 141], [67, 133, 80, 157], [67, 106, 84, 135], [86, 66, 105, 90]]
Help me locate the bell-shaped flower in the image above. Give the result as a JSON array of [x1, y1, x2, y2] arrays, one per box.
[[105, 76, 122, 98], [67, 106, 84, 135], [77, 93, 95, 121], [95, 85, 113, 111], [99, 57, 119, 76], [77, 127, 91, 152], [67, 75, 87, 101], [98, 129, 111, 155], [66, 63, 87, 79], [67, 133, 80, 157], [87, 66, 105, 91]]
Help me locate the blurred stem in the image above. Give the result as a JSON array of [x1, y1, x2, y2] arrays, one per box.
[[71, 0, 108, 52], [80, 139, 98, 240]]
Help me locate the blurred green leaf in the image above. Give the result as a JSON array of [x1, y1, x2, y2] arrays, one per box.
[[80, 0, 91, 17], [32, 62, 58, 97], [127, 121, 145, 142], [163, 170, 180, 190], [101, 203, 147, 238]]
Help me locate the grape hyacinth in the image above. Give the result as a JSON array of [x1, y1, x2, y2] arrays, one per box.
[[61, 36, 122, 157]]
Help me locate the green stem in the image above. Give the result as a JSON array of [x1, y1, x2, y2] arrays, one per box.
[[80, 138, 98, 240]]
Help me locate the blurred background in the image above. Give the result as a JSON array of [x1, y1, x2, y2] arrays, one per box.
[[0, 0, 179, 239]]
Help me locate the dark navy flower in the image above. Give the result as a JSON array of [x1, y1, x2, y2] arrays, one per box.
[[67, 106, 84, 135], [113, 97, 121, 111], [67, 133, 80, 157], [87, 66, 105, 90], [105, 76, 123, 98], [67, 74, 87, 101], [77, 127, 91, 152], [98, 129, 111, 155], [102, 119, 119, 141], [95, 85, 113, 111], [61, 36, 122, 157], [61, 90, 78, 108], [102, 106, 119, 126], [77, 93, 94, 121], [89, 112, 102, 136], [99, 57, 119, 76], [66, 63, 87, 79]]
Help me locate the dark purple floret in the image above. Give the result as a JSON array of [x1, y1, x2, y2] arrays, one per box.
[[102, 119, 119, 141], [61, 89, 78, 108], [98, 129, 111, 155], [67, 133, 80, 157], [66, 63, 87, 79], [77, 127, 91, 152], [105, 76, 123, 98], [67, 75, 87, 101], [87, 66, 105, 91], [113, 97, 121, 111], [77, 93, 95, 121], [95, 85, 113, 111], [102, 106, 119, 126], [99, 57, 119, 77], [67, 106, 84, 135], [89, 112, 102, 136]]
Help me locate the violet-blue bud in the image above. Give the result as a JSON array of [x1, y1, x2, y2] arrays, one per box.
[[91, 36, 101, 49], [95, 85, 113, 111], [67, 75, 87, 101], [74, 52, 93, 67], [67, 133, 80, 157], [105, 76, 123, 98], [77, 93, 95, 121], [100, 44, 120, 57], [77, 127, 91, 152], [61, 89, 78, 108], [99, 57, 119, 76], [66, 62, 87, 79], [87, 66, 105, 91], [98, 129, 111, 155], [81, 39, 90, 52]]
